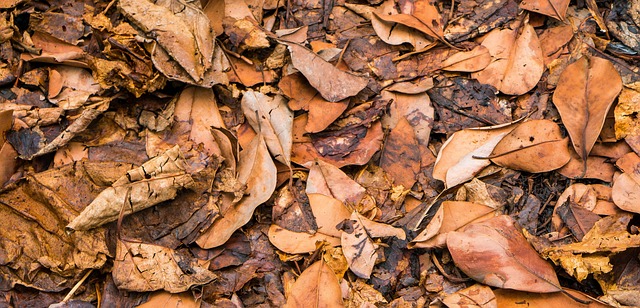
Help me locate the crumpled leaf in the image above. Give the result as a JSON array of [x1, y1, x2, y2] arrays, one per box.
[[552, 56, 623, 161], [196, 134, 276, 248], [0, 110, 17, 186], [447, 215, 562, 293], [370, 0, 432, 49], [67, 145, 194, 231], [614, 87, 640, 141], [442, 284, 497, 308], [283, 260, 343, 308], [410, 201, 497, 249], [471, 18, 544, 95], [345, 279, 388, 307], [48, 66, 101, 110], [489, 120, 572, 173], [433, 121, 518, 188], [519, 0, 571, 20], [540, 214, 640, 281], [241, 90, 293, 165], [372, 0, 444, 41], [113, 240, 216, 293], [286, 42, 368, 102]]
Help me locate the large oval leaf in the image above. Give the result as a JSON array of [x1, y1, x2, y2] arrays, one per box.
[[284, 260, 343, 308]]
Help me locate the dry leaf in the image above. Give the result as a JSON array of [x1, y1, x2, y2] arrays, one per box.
[[520, 0, 571, 20], [48, 66, 101, 110], [612, 172, 640, 214], [433, 121, 518, 188], [614, 87, 640, 140], [283, 260, 343, 308], [471, 18, 544, 95], [552, 56, 623, 161], [557, 148, 616, 182], [174, 86, 226, 157], [442, 284, 497, 308], [494, 288, 608, 308], [0, 110, 17, 186], [441, 45, 492, 72], [380, 117, 420, 189], [310, 193, 352, 238], [113, 240, 216, 293], [306, 159, 366, 206], [67, 146, 194, 231], [410, 201, 497, 249], [196, 134, 276, 248], [447, 215, 562, 293], [370, 0, 432, 49], [489, 120, 572, 173], [373, 0, 444, 41], [138, 291, 201, 308], [268, 224, 341, 254], [286, 42, 368, 102], [241, 90, 293, 166]]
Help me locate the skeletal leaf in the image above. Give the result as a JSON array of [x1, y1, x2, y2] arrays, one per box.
[[196, 134, 276, 248], [286, 42, 368, 102], [471, 19, 544, 95], [552, 56, 622, 161], [113, 240, 216, 293], [67, 146, 194, 231], [283, 260, 343, 308], [447, 215, 562, 293], [241, 90, 293, 166]]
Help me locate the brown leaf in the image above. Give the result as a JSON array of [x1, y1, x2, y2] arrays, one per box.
[[113, 240, 216, 293], [268, 224, 341, 254], [196, 133, 276, 248], [340, 212, 379, 279], [614, 87, 640, 141], [557, 148, 616, 182], [441, 45, 492, 72], [447, 215, 562, 293], [311, 193, 352, 238], [370, 0, 432, 49], [494, 288, 608, 308], [520, 0, 571, 20], [48, 66, 101, 110], [552, 56, 623, 160], [174, 87, 225, 157], [612, 172, 640, 214], [410, 201, 497, 249], [556, 200, 601, 241], [380, 117, 420, 189], [283, 260, 343, 308], [471, 19, 544, 95], [241, 90, 293, 166], [286, 42, 368, 102], [373, 0, 444, 41], [442, 284, 497, 308], [489, 120, 572, 173], [67, 146, 194, 231], [138, 292, 201, 308], [306, 159, 366, 206], [0, 110, 17, 186]]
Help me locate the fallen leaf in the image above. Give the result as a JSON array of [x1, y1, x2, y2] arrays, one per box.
[[196, 133, 276, 248], [489, 120, 572, 173], [433, 121, 518, 188], [345, 278, 388, 307], [380, 117, 420, 189], [67, 145, 195, 231], [441, 45, 492, 72], [48, 66, 101, 110], [283, 260, 343, 308], [373, 0, 444, 41], [0, 110, 17, 186], [557, 149, 616, 182], [520, 0, 571, 20], [268, 224, 341, 254], [306, 159, 366, 206], [614, 87, 640, 141], [447, 215, 562, 293], [410, 201, 497, 249], [113, 240, 216, 293], [612, 172, 640, 214], [538, 24, 573, 65], [340, 212, 379, 279], [494, 288, 608, 307], [471, 18, 544, 95], [174, 86, 225, 157], [556, 200, 601, 241], [138, 291, 201, 308], [442, 284, 497, 308], [552, 56, 623, 161], [286, 42, 368, 102], [241, 90, 293, 166]]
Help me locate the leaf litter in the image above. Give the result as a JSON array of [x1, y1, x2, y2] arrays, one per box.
[[1, 0, 640, 307]]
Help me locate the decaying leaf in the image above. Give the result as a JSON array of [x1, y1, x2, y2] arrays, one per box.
[[447, 215, 562, 293], [241, 90, 293, 165], [283, 260, 343, 308], [380, 117, 420, 189], [286, 42, 368, 102], [614, 87, 640, 141], [196, 134, 276, 248], [0, 110, 17, 185], [489, 120, 571, 173], [48, 66, 101, 110], [113, 240, 216, 293], [471, 18, 544, 95], [268, 224, 341, 254], [410, 201, 497, 249], [340, 212, 378, 279], [552, 56, 623, 161]]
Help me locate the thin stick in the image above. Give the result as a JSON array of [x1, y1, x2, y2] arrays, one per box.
[[62, 269, 93, 302]]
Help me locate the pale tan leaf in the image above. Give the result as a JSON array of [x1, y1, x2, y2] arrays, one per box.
[[494, 288, 608, 308], [113, 240, 216, 293], [286, 42, 368, 102], [447, 215, 562, 293], [520, 0, 571, 20], [284, 260, 343, 308], [552, 56, 623, 160], [472, 19, 544, 95], [241, 90, 293, 166], [268, 224, 340, 254], [310, 193, 352, 238], [441, 45, 492, 72], [138, 291, 201, 308], [356, 212, 405, 240], [196, 134, 276, 248], [612, 173, 640, 214], [306, 159, 366, 206], [48, 66, 101, 110], [442, 284, 497, 308]]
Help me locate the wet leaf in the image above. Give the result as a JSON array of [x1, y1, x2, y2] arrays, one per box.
[[286, 42, 368, 102], [241, 90, 293, 166], [113, 240, 216, 293], [283, 260, 343, 308], [489, 120, 572, 173], [552, 56, 623, 160], [196, 133, 276, 248], [447, 215, 562, 293], [471, 18, 544, 95]]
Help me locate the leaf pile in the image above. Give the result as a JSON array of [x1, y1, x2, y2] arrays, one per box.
[[1, 0, 640, 307]]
